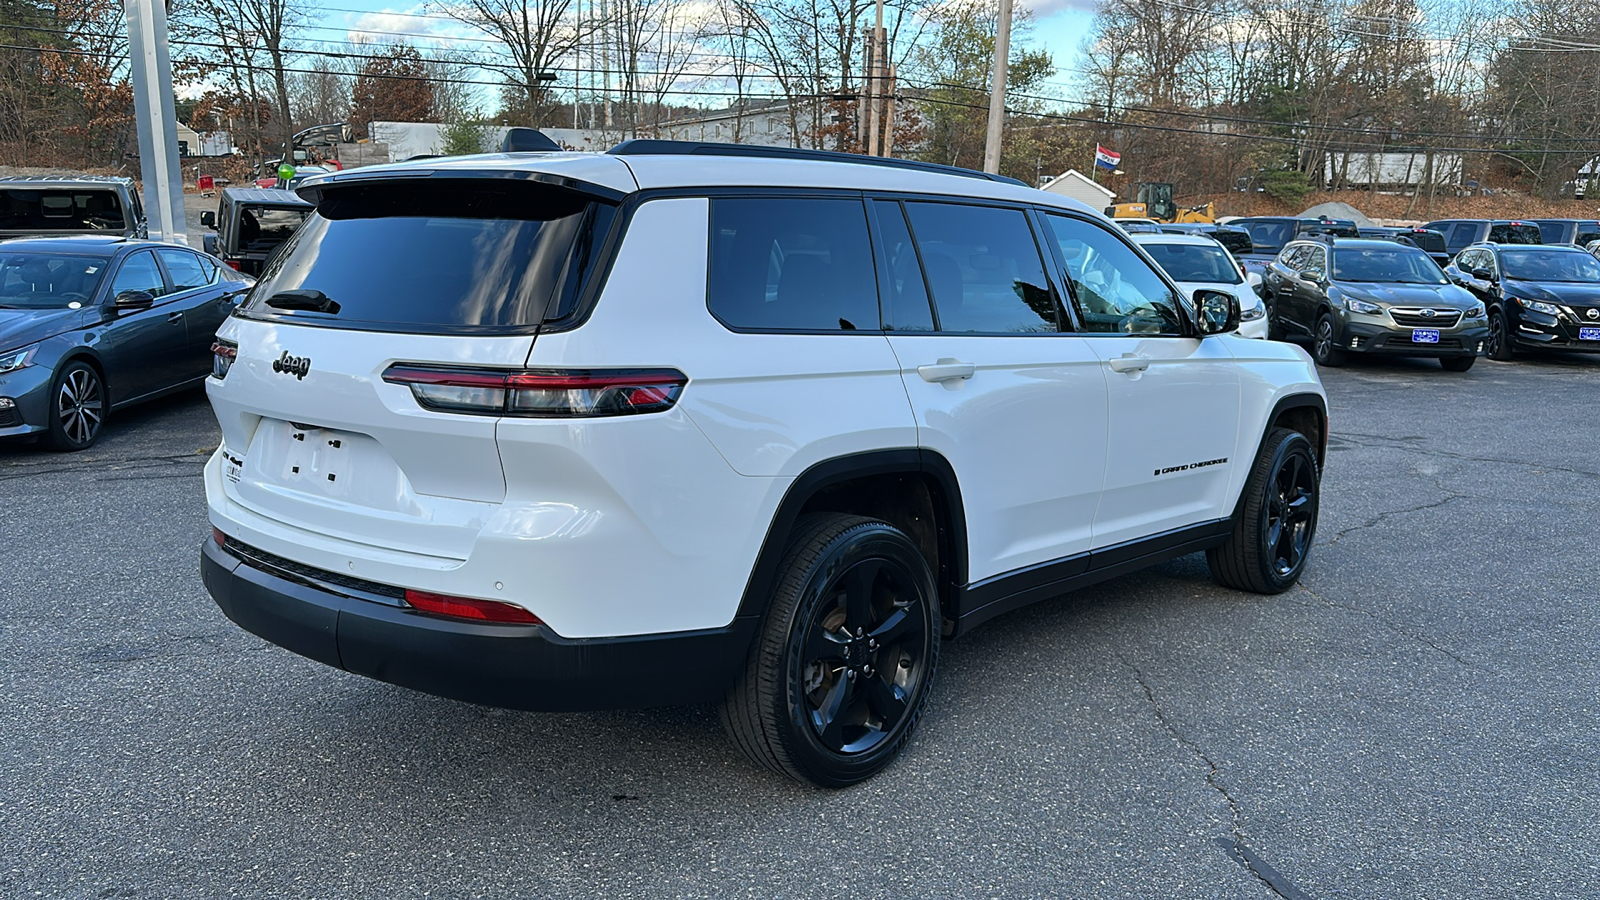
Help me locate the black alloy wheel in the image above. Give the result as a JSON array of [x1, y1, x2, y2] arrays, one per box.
[[1208, 428, 1320, 593], [1486, 309, 1514, 361], [44, 360, 106, 451], [721, 514, 939, 787], [1312, 315, 1346, 367]]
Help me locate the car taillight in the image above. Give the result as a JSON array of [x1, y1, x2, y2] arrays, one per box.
[[381, 366, 688, 417], [211, 340, 238, 379], [225, 259, 242, 270], [212, 527, 226, 546], [404, 589, 542, 625]]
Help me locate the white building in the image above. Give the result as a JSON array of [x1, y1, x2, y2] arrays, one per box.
[[1041, 169, 1116, 211]]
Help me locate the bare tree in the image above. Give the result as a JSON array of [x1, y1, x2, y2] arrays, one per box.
[[435, 0, 598, 126]]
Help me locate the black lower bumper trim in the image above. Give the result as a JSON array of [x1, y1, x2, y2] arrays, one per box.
[[202, 539, 756, 711]]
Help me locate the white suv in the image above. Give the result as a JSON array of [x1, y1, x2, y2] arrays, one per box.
[[201, 142, 1328, 787]]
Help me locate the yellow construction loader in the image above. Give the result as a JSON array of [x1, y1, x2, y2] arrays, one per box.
[[1106, 182, 1215, 224]]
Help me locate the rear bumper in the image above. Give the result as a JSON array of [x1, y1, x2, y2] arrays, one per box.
[[201, 537, 756, 711]]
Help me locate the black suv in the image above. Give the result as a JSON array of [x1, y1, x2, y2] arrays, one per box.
[[1446, 242, 1600, 359], [1422, 219, 1542, 256], [0, 176, 147, 240], [1528, 219, 1600, 247], [200, 187, 313, 275], [1357, 226, 1451, 267], [1264, 237, 1487, 370], [1158, 223, 1253, 255]]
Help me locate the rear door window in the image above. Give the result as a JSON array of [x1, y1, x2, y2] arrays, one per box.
[[903, 202, 1058, 333], [707, 196, 879, 332], [157, 249, 210, 291], [244, 181, 615, 332]]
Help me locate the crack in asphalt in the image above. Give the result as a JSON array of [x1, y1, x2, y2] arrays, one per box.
[[1324, 490, 1465, 547], [0, 451, 208, 483], [1332, 432, 1600, 480], [1120, 653, 1296, 900], [1294, 582, 1473, 668]]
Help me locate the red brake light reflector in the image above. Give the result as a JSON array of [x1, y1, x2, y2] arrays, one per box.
[[212, 527, 226, 546], [404, 589, 542, 625]]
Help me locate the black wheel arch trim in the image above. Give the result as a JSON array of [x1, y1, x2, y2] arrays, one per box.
[[731, 449, 969, 626]]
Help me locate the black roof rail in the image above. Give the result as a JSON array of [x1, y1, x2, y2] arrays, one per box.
[[606, 139, 1031, 188]]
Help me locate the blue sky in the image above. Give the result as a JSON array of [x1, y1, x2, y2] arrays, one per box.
[[299, 1, 1095, 110]]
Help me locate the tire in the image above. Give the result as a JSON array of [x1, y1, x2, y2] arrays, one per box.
[[1440, 355, 1476, 372], [1486, 309, 1514, 361], [1207, 428, 1320, 594], [1312, 315, 1346, 367], [1265, 299, 1286, 342], [720, 513, 940, 787], [42, 360, 106, 451]]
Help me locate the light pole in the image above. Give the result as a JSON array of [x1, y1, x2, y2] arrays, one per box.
[[124, 0, 187, 244]]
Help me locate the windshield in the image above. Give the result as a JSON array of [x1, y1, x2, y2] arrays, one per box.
[[1141, 242, 1242, 284], [1240, 220, 1292, 250], [245, 181, 615, 332], [0, 252, 110, 308], [1331, 247, 1448, 284], [1500, 249, 1600, 282], [0, 187, 126, 233]]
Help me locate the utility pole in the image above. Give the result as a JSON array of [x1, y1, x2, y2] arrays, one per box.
[[125, 0, 187, 244], [982, 0, 1013, 175], [866, 0, 885, 156]]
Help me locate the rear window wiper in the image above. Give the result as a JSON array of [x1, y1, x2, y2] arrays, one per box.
[[265, 289, 340, 315]]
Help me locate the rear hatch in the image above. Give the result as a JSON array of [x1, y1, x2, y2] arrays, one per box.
[[208, 161, 631, 560]]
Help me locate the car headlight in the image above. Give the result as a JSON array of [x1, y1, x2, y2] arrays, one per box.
[[1240, 304, 1265, 320], [1344, 296, 1383, 315], [1466, 304, 1485, 318], [0, 345, 37, 374], [1515, 297, 1560, 316]]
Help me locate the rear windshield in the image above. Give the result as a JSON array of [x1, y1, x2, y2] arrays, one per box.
[[1500, 249, 1600, 282], [1331, 247, 1447, 284], [235, 206, 309, 252], [1396, 230, 1446, 254], [1140, 242, 1242, 284], [0, 251, 111, 308], [1239, 220, 1292, 250], [1488, 223, 1542, 245], [0, 187, 126, 232], [1297, 220, 1359, 238], [1208, 228, 1251, 254], [243, 181, 615, 332]]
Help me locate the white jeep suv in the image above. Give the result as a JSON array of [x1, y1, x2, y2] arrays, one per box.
[[201, 142, 1327, 787]]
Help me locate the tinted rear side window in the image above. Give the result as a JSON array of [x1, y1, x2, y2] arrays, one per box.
[[244, 181, 612, 332], [707, 197, 878, 332]]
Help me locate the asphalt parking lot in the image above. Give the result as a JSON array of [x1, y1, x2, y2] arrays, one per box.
[[3, 353, 1598, 899]]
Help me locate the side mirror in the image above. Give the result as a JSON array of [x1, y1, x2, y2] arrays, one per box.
[[200, 211, 216, 228], [1470, 267, 1496, 282], [1300, 268, 1326, 283], [112, 290, 155, 312], [1194, 289, 1242, 335]]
